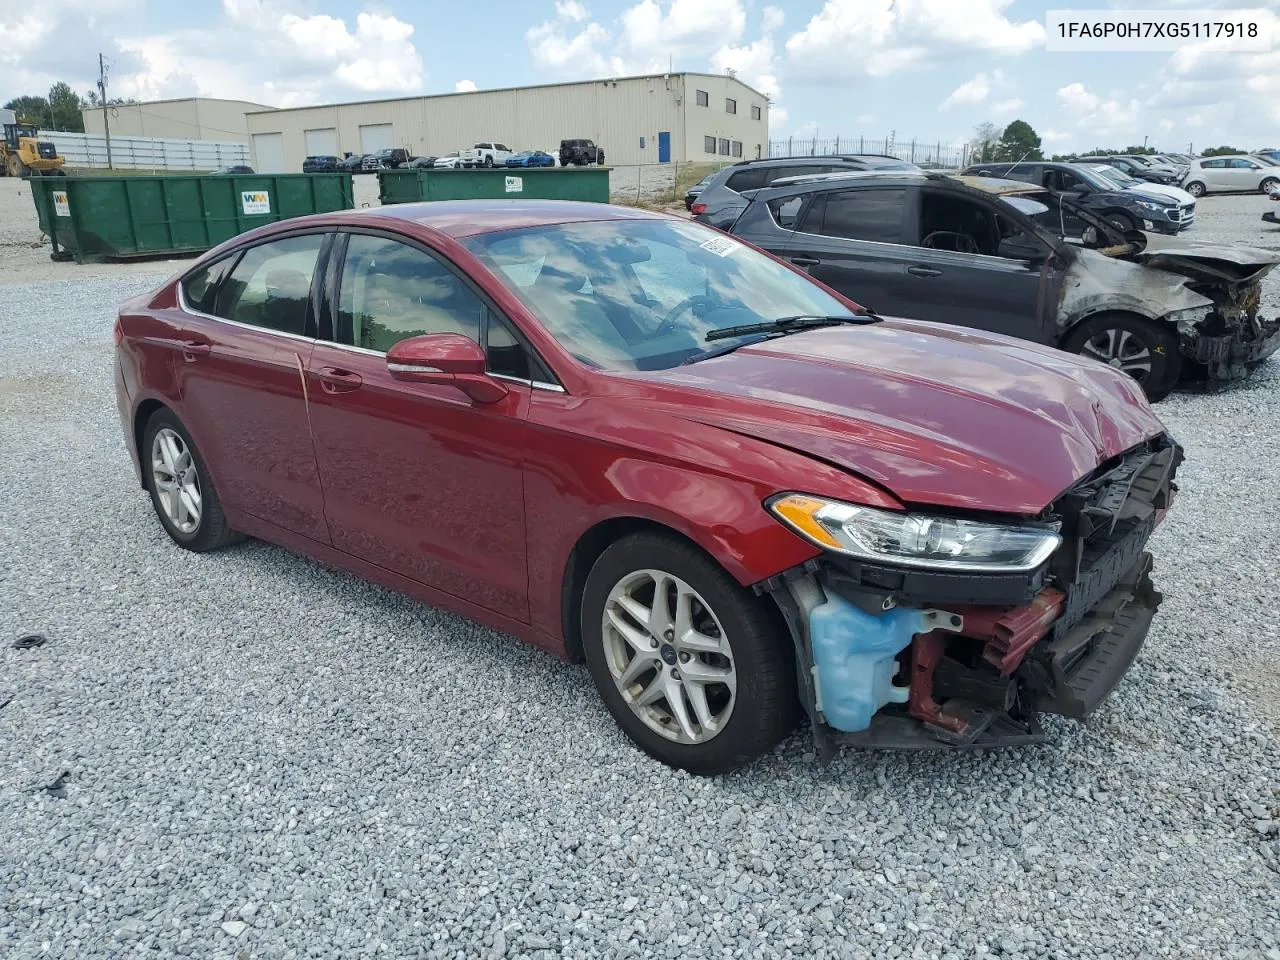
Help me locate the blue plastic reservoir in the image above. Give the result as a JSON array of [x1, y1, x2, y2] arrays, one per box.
[[809, 593, 936, 733]]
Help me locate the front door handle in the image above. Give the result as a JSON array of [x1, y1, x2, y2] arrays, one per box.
[[789, 256, 821, 267], [317, 366, 363, 394], [181, 341, 211, 361], [907, 265, 943, 278]]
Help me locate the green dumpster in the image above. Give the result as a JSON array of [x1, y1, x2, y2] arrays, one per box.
[[30, 173, 354, 264], [378, 167, 610, 205]]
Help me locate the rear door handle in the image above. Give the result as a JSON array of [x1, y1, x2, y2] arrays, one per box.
[[789, 257, 821, 267], [181, 341, 211, 361], [907, 265, 943, 278], [317, 366, 363, 394]]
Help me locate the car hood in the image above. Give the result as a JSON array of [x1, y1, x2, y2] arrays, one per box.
[[1120, 232, 1280, 285], [1127, 183, 1195, 204], [639, 321, 1166, 515]]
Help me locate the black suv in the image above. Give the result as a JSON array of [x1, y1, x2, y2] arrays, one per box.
[[370, 148, 412, 169], [692, 155, 921, 229], [725, 170, 1275, 400], [961, 161, 1193, 234], [560, 139, 605, 166], [302, 155, 340, 173], [1072, 156, 1180, 186]]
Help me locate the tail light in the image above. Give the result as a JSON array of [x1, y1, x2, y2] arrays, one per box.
[[113, 316, 124, 345], [691, 202, 707, 215]]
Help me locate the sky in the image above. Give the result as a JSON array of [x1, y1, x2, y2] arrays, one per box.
[[3, 0, 1278, 153]]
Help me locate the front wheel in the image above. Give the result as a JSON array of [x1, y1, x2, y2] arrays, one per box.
[[142, 409, 240, 552], [1105, 211, 1138, 234], [581, 532, 800, 774], [1062, 313, 1182, 401], [1185, 180, 1206, 198], [1261, 177, 1279, 194]]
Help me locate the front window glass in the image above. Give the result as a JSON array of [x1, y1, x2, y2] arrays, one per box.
[[463, 219, 857, 372], [213, 235, 324, 335]]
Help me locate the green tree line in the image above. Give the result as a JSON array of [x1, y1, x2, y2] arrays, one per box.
[[3, 81, 137, 132]]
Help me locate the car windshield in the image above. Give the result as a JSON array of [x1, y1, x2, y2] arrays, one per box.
[[463, 219, 858, 372], [999, 191, 1114, 245], [1083, 164, 1141, 189]]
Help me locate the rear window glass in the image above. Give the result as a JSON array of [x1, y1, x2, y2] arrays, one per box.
[[726, 168, 769, 191], [810, 189, 907, 243]]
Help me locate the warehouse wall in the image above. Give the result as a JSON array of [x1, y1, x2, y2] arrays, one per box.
[[681, 75, 770, 164], [245, 74, 768, 171], [81, 99, 270, 143]]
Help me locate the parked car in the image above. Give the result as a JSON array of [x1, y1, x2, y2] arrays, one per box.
[[115, 199, 1183, 773], [685, 172, 716, 211], [212, 165, 254, 175], [560, 139, 605, 167], [407, 156, 437, 169], [728, 170, 1279, 399], [460, 142, 513, 167], [961, 160, 1194, 234], [302, 155, 340, 173], [1073, 156, 1179, 186], [337, 154, 366, 173], [432, 154, 462, 169], [369, 148, 412, 169], [1116, 155, 1184, 180], [505, 150, 556, 168], [1181, 155, 1280, 197], [1253, 150, 1280, 165], [1077, 163, 1197, 208], [692, 155, 923, 229]]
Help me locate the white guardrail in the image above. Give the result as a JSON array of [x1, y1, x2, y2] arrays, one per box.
[[36, 130, 251, 171]]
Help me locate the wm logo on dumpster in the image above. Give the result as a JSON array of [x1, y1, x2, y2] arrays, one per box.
[[241, 191, 271, 215]]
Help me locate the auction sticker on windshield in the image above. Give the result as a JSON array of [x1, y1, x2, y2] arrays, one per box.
[[241, 191, 271, 215], [699, 235, 738, 257]]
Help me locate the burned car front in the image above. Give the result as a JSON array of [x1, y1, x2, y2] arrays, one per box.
[[761, 437, 1182, 754]]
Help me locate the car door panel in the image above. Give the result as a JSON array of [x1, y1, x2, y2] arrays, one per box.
[[175, 233, 332, 543], [306, 231, 531, 620]]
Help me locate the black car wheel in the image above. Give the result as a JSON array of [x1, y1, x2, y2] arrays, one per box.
[[581, 532, 800, 775], [1062, 312, 1182, 401], [1105, 211, 1138, 234]]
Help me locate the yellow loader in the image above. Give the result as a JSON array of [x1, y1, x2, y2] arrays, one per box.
[[2, 123, 65, 177]]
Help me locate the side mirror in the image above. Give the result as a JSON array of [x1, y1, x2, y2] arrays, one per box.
[[386, 334, 509, 404]]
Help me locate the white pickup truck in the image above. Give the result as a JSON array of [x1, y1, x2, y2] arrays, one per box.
[[459, 142, 513, 167]]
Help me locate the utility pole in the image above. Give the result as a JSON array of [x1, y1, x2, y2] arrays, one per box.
[[98, 53, 113, 170]]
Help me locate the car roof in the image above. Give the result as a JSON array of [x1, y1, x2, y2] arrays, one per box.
[[353, 199, 673, 238], [950, 175, 1046, 196], [769, 169, 927, 187]]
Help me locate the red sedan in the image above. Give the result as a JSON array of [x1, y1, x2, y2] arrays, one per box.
[[115, 200, 1181, 773]]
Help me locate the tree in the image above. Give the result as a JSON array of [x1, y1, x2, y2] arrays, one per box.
[[84, 90, 139, 108], [1201, 144, 1245, 156], [994, 119, 1043, 162], [3, 94, 50, 126], [47, 82, 85, 132], [972, 121, 1001, 163]]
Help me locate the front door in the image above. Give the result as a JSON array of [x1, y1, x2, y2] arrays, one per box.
[[306, 231, 531, 619], [658, 132, 671, 163], [175, 232, 332, 542]]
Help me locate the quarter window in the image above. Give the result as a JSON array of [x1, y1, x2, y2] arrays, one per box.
[[696, 89, 709, 107], [726, 98, 737, 114], [337, 235, 484, 353], [213, 234, 325, 336], [181, 256, 236, 314]]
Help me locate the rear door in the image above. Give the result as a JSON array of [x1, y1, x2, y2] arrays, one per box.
[[777, 185, 918, 316], [175, 232, 332, 542]]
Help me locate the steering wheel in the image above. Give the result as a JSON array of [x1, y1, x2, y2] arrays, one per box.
[[921, 230, 979, 254], [655, 296, 703, 337]]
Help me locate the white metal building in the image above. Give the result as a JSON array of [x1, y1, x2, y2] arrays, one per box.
[[80, 98, 272, 143], [243, 73, 769, 172]]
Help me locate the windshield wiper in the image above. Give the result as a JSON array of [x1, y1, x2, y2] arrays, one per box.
[[703, 311, 881, 343]]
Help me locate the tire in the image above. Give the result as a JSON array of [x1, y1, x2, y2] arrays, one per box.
[[483, 155, 493, 168], [581, 531, 800, 775], [1185, 180, 1206, 198], [1261, 177, 1279, 194], [142, 409, 240, 552], [1061, 312, 1182, 402], [1105, 211, 1138, 234]]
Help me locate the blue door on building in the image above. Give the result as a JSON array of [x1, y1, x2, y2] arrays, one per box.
[[658, 131, 671, 163]]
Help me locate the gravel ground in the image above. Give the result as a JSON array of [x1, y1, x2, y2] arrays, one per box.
[[1, 183, 1279, 959]]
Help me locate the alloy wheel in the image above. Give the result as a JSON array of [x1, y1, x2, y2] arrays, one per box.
[[150, 427, 202, 534], [601, 569, 737, 744], [1080, 327, 1153, 381]]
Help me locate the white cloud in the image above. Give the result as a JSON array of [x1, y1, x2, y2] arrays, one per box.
[[938, 72, 992, 110], [621, 0, 747, 65], [991, 97, 1023, 115], [1056, 81, 1141, 140], [555, 0, 590, 21], [454, 79, 478, 93], [786, 0, 1044, 81], [526, 5, 616, 75], [711, 5, 783, 100]]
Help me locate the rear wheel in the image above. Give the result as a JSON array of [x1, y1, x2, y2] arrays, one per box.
[[1062, 312, 1182, 401], [581, 532, 799, 775], [142, 409, 240, 552], [1261, 177, 1279, 194], [1185, 180, 1206, 198]]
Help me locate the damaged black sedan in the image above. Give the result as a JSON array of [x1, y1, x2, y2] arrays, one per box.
[[729, 171, 1280, 400]]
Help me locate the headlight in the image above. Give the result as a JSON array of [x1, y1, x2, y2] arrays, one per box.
[[769, 494, 1061, 573], [1135, 200, 1165, 212]]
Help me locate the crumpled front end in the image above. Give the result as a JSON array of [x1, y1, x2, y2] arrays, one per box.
[[760, 436, 1183, 755]]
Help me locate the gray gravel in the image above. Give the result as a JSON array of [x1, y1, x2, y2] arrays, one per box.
[[2, 191, 1280, 959]]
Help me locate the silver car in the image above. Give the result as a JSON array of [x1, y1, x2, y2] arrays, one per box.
[[1182, 155, 1280, 197]]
